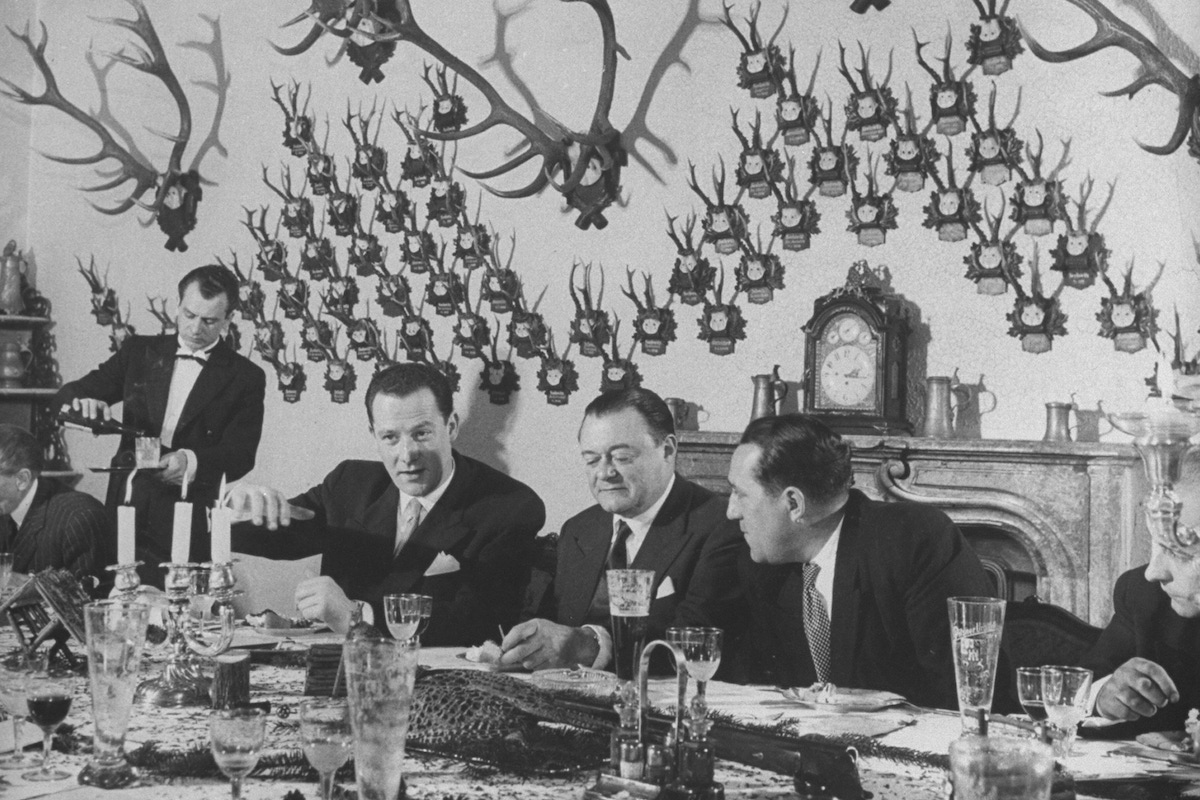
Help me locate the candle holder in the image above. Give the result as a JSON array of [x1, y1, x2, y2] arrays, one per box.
[[105, 561, 143, 599], [1105, 403, 1200, 556], [135, 561, 237, 707]]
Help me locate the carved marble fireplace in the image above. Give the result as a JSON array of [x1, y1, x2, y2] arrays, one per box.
[[677, 433, 1148, 626]]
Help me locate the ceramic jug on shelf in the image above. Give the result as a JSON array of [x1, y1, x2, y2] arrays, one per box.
[[0, 341, 33, 388], [750, 365, 788, 421]]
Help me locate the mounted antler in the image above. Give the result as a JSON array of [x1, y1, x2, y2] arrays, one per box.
[[2, 1, 220, 250], [1019, 0, 1200, 157], [146, 296, 176, 334], [276, 0, 626, 228]]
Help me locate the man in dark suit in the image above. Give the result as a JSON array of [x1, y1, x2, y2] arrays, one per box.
[[0, 425, 106, 579], [55, 264, 265, 582], [228, 363, 545, 645], [726, 414, 994, 710], [500, 388, 744, 673], [1079, 465, 1200, 736]]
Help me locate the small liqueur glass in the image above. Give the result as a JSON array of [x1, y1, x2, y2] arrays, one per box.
[[21, 670, 74, 782], [209, 707, 267, 800], [300, 698, 352, 800]]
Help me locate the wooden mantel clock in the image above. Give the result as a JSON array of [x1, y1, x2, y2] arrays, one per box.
[[802, 262, 912, 435]]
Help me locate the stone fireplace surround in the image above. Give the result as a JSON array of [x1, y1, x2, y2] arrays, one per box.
[[676, 433, 1148, 626]]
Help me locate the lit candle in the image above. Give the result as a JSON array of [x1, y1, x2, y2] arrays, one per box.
[[171, 468, 192, 563], [211, 474, 231, 563]]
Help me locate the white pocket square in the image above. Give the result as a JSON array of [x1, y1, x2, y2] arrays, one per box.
[[655, 577, 675, 600], [424, 552, 461, 577]]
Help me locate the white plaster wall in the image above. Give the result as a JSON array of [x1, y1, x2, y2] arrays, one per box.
[[0, 0, 35, 245], [4, 0, 1199, 531]]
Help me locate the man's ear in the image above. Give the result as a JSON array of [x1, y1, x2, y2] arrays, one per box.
[[446, 412, 460, 442], [16, 468, 34, 494], [783, 486, 806, 522], [661, 433, 678, 461]]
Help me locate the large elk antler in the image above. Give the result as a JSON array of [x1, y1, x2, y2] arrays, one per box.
[[1, 1, 220, 248], [1019, 0, 1200, 156], [275, 0, 624, 220], [3, 3, 183, 213]]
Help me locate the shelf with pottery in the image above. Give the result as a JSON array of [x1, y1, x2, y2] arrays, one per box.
[[0, 387, 58, 396], [0, 315, 51, 326]]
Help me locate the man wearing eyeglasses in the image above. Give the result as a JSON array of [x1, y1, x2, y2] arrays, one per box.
[[54, 264, 265, 584], [1081, 457, 1200, 735]]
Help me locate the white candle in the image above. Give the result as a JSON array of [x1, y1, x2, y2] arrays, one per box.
[[171, 501, 192, 563], [211, 506, 233, 563], [117, 505, 135, 564]]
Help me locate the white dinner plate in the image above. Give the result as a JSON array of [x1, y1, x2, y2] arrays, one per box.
[[776, 685, 906, 713]]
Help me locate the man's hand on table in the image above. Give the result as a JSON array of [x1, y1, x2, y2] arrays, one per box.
[[295, 576, 357, 635], [499, 618, 599, 671], [1095, 657, 1179, 721], [225, 483, 314, 530]]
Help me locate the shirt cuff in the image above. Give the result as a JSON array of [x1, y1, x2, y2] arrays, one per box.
[[360, 601, 375, 627], [584, 624, 613, 670]]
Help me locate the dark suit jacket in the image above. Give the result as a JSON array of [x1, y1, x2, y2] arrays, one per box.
[[232, 453, 545, 647], [730, 489, 994, 710], [55, 334, 265, 575], [3, 477, 107, 579], [537, 476, 746, 649], [1079, 567, 1200, 737]]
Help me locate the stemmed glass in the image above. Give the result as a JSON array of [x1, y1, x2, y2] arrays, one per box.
[[300, 699, 352, 800], [1016, 666, 1048, 722], [383, 594, 432, 642], [0, 653, 40, 770], [1040, 665, 1093, 757], [21, 669, 74, 781], [209, 707, 267, 800], [666, 627, 724, 707]]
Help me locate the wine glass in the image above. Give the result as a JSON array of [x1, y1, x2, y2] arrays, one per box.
[[384, 594, 432, 642], [1040, 665, 1093, 758], [0, 653, 39, 770], [667, 627, 724, 706], [1016, 666, 1048, 722], [21, 670, 74, 781], [209, 707, 267, 800], [300, 699, 352, 800]]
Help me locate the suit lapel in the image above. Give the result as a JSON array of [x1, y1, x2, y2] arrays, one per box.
[[12, 480, 52, 568], [406, 453, 471, 555], [830, 494, 863, 680], [145, 337, 175, 431], [176, 339, 236, 434], [561, 511, 611, 625], [630, 478, 692, 584]]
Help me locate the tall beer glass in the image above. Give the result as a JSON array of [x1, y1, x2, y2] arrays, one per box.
[[607, 569, 654, 682], [948, 596, 1006, 733], [344, 638, 420, 800], [80, 598, 150, 789]]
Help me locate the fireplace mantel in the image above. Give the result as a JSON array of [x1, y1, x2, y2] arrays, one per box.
[[677, 432, 1147, 625]]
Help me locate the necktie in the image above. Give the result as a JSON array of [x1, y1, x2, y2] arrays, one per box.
[[394, 498, 424, 557], [175, 351, 208, 364], [608, 521, 633, 570], [1, 515, 15, 550], [802, 563, 832, 682]]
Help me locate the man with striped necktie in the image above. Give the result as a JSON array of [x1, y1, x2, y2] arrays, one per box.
[[725, 414, 994, 710]]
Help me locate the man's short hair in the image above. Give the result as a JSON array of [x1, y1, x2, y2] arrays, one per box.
[[739, 414, 852, 502], [178, 264, 240, 314], [0, 424, 42, 476], [365, 363, 454, 425], [582, 388, 675, 442]]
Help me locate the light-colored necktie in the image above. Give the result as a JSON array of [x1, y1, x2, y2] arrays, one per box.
[[802, 563, 832, 682], [394, 497, 424, 557]]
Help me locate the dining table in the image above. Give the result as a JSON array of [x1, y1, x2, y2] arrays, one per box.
[[1, 620, 1198, 800]]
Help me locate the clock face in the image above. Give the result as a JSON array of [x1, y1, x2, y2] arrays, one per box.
[[816, 312, 879, 410]]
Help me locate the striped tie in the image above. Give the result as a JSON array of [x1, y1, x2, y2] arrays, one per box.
[[802, 563, 832, 682], [394, 498, 424, 558]]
